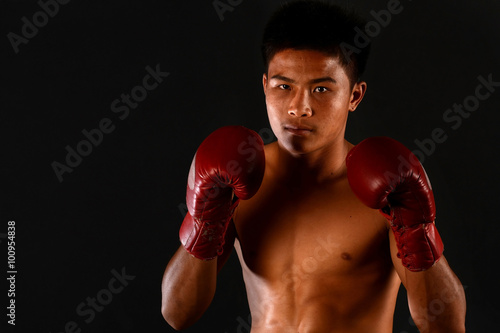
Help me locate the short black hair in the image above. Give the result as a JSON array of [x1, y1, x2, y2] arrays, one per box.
[[261, 0, 371, 87]]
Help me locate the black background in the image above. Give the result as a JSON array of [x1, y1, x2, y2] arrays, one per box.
[[2, 0, 499, 332]]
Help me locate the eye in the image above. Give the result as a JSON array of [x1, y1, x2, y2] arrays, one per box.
[[278, 84, 291, 90], [314, 86, 329, 93]]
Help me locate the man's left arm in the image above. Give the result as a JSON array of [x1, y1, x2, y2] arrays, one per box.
[[345, 136, 466, 333], [389, 233, 466, 332]]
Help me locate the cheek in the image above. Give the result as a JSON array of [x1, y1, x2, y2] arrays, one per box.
[[326, 91, 352, 118], [266, 91, 282, 109], [314, 97, 351, 132], [265, 98, 282, 132], [266, 92, 285, 117]]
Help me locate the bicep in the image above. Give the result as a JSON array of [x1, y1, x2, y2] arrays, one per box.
[[388, 229, 409, 287]]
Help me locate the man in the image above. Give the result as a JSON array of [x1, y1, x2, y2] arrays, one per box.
[[161, 1, 466, 332]]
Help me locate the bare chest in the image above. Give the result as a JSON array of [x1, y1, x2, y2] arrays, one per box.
[[233, 177, 390, 280]]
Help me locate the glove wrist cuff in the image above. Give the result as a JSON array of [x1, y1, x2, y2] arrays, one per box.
[[179, 200, 239, 260], [391, 222, 444, 272]]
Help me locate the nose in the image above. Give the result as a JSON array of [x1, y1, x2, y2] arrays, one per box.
[[288, 90, 312, 118]]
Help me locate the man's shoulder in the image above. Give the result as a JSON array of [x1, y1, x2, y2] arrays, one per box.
[[262, 141, 279, 173], [263, 141, 278, 155]]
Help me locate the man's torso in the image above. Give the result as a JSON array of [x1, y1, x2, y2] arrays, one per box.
[[232, 142, 401, 332]]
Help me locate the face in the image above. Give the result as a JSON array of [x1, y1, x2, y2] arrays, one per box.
[[263, 49, 366, 156]]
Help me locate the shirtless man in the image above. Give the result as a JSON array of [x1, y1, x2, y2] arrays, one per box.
[[161, 1, 466, 332]]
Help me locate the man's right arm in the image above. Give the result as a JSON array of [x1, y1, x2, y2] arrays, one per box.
[[160, 126, 265, 330], [161, 220, 237, 330], [161, 246, 218, 330]]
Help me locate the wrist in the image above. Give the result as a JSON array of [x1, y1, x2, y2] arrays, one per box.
[[391, 221, 444, 272], [179, 213, 224, 260], [179, 199, 239, 261]]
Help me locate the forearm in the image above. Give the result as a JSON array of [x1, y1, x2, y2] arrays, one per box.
[[405, 256, 466, 333], [161, 246, 217, 330]]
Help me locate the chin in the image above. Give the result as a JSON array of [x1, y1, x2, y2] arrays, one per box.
[[278, 137, 314, 156]]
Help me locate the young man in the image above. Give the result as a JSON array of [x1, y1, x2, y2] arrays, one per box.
[[161, 1, 466, 332]]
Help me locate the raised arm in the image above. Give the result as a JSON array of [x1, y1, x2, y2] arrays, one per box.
[[390, 242, 466, 332], [161, 126, 265, 330], [161, 222, 236, 330], [346, 136, 466, 332]]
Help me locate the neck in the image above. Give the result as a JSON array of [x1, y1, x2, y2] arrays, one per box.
[[273, 139, 352, 185]]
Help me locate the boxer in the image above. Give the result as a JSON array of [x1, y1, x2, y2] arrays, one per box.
[[161, 1, 466, 332]]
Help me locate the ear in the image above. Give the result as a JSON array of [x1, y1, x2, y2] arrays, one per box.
[[349, 81, 367, 112], [262, 73, 268, 95]]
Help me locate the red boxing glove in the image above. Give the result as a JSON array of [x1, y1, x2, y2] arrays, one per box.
[[179, 126, 265, 260], [346, 137, 444, 272]]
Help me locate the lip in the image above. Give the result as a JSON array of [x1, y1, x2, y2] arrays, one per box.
[[284, 124, 313, 136]]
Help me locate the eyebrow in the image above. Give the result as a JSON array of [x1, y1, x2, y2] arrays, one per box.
[[270, 75, 337, 84], [311, 76, 337, 84]]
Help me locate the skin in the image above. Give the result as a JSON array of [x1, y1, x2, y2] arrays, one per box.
[[161, 49, 466, 332]]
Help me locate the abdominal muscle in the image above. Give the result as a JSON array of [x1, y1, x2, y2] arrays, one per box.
[[235, 238, 401, 333]]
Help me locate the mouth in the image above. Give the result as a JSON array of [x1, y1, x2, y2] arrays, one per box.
[[284, 124, 313, 136]]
